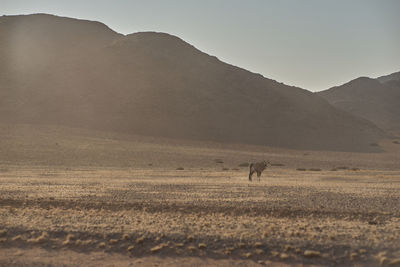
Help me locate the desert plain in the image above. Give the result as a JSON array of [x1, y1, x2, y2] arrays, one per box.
[[0, 124, 399, 266]]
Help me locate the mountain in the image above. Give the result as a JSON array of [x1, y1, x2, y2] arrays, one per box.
[[0, 14, 385, 152], [377, 71, 400, 83], [318, 75, 400, 131]]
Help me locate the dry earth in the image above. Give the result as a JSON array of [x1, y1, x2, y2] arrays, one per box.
[[0, 124, 400, 266], [1, 167, 400, 266]]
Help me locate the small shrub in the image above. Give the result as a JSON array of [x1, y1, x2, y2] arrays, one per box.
[[255, 249, 264, 255], [309, 168, 322, 171], [198, 243, 207, 249], [232, 168, 240, 171], [280, 253, 289, 259], [254, 242, 263, 248], [136, 236, 146, 244], [393, 140, 400, 144], [12, 235, 23, 241], [262, 231, 268, 238], [244, 252, 252, 258], [304, 250, 320, 257], [337, 166, 348, 170], [352, 168, 360, 171], [150, 244, 164, 253], [214, 159, 224, 164], [296, 168, 306, 171], [284, 245, 293, 251], [350, 252, 358, 261], [238, 162, 249, 167], [389, 259, 400, 265], [0, 230, 6, 237], [176, 167, 184, 170], [27, 232, 48, 244], [79, 239, 93, 246], [222, 168, 229, 171], [271, 251, 279, 257], [109, 239, 118, 245]]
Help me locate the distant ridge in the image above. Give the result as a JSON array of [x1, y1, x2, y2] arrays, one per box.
[[0, 14, 385, 152], [318, 74, 400, 131], [377, 71, 400, 83]]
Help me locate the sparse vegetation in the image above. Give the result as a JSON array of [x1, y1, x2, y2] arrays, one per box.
[[176, 167, 184, 170], [0, 128, 399, 266], [214, 159, 224, 164], [337, 166, 348, 170], [296, 168, 306, 171], [11, 235, 23, 241], [271, 163, 285, 166], [198, 243, 207, 249], [238, 162, 249, 167], [27, 232, 48, 244], [109, 239, 118, 245], [136, 236, 146, 244], [0, 230, 6, 237], [304, 250, 320, 257], [63, 234, 76, 246], [150, 244, 165, 253], [280, 253, 289, 259]]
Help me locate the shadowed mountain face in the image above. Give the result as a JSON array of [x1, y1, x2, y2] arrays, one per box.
[[318, 75, 400, 131], [377, 71, 400, 84], [0, 14, 385, 152]]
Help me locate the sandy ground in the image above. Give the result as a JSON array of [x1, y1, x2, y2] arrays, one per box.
[[0, 167, 399, 266], [0, 124, 400, 266]]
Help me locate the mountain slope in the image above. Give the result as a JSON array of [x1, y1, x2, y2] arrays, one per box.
[[377, 71, 400, 83], [0, 14, 385, 152], [318, 76, 400, 131]]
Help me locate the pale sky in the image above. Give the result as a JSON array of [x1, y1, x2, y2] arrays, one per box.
[[2, 0, 400, 91]]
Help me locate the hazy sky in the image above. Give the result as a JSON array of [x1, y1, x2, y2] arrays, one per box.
[[2, 0, 400, 91]]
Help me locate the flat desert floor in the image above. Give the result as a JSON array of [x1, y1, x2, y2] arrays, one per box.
[[0, 124, 399, 266]]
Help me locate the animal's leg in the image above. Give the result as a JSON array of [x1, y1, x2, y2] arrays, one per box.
[[249, 170, 253, 181], [257, 171, 261, 182]]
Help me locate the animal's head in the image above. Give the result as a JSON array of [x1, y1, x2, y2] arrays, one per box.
[[263, 160, 270, 167]]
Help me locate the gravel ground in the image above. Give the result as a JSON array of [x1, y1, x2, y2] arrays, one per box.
[[1, 167, 399, 266]]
